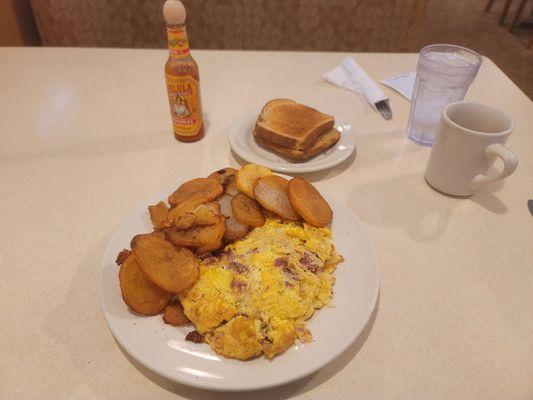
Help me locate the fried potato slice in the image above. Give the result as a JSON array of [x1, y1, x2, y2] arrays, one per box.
[[225, 217, 249, 242], [218, 194, 249, 242], [167, 202, 194, 226], [116, 249, 132, 265], [165, 214, 226, 248], [253, 175, 300, 221], [168, 178, 223, 207], [207, 167, 238, 187], [217, 193, 233, 217], [168, 198, 219, 225], [236, 164, 272, 198], [151, 231, 167, 239], [260, 209, 280, 220], [231, 193, 265, 227], [148, 201, 170, 230], [167, 196, 222, 228], [173, 212, 196, 231], [131, 233, 199, 293], [195, 239, 224, 255], [287, 177, 332, 227], [119, 254, 172, 315], [225, 178, 239, 196], [163, 300, 191, 326], [174, 202, 221, 230]]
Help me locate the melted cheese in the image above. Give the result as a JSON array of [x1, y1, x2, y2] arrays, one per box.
[[181, 219, 342, 360]]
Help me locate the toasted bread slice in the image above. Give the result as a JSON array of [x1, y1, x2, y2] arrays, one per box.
[[254, 128, 340, 161], [254, 99, 335, 150]]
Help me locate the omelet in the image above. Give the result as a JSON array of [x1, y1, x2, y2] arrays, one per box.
[[180, 219, 343, 360]]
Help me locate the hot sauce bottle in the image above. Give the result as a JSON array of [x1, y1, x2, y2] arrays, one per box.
[[163, 0, 204, 142]]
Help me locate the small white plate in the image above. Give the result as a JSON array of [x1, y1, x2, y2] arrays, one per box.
[[99, 188, 378, 391], [228, 109, 356, 173]]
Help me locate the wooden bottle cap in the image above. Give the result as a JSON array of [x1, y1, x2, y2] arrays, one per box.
[[163, 0, 186, 25]]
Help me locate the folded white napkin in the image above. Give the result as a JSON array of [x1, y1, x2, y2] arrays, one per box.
[[324, 57, 388, 109], [381, 72, 416, 101]]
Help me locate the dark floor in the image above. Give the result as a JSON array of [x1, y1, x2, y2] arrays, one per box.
[[419, 0, 533, 99]]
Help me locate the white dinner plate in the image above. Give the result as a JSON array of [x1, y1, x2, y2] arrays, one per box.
[[228, 109, 357, 173], [99, 186, 379, 391]]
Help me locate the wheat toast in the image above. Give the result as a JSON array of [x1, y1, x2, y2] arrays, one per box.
[[254, 99, 335, 150], [254, 128, 340, 161]]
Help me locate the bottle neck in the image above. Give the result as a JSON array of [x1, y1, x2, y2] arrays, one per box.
[[166, 24, 190, 59]]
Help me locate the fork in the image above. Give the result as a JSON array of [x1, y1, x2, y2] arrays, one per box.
[[341, 58, 393, 121], [375, 99, 392, 120]]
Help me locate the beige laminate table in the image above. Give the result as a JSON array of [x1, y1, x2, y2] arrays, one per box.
[[1, 48, 532, 400]]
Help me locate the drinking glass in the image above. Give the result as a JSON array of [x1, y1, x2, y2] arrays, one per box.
[[407, 44, 482, 146]]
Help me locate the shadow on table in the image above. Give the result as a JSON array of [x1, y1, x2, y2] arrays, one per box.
[[469, 180, 508, 215], [353, 128, 426, 167], [122, 296, 380, 400], [348, 170, 509, 242], [424, 163, 508, 215], [348, 171, 459, 241], [427, 180, 508, 214]]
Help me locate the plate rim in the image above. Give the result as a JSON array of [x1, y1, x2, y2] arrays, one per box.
[[228, 109, 356, 173], [99, 192, 379, 392]]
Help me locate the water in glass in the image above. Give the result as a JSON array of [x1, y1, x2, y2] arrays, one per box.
[[407, 45, 482, 146]]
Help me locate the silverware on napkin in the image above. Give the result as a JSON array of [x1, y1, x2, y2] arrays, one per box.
[[340, 57, 393, 120], [375, 99, 392, 120]]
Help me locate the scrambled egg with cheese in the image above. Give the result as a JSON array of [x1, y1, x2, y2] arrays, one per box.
[[180, 219, 343, 360]]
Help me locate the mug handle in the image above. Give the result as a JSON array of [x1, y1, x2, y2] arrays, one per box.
[[470, 143, 518, 187]]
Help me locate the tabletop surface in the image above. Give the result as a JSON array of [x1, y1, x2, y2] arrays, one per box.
[[1, 47, 532, 400]]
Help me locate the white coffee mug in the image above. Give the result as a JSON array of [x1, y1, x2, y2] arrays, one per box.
[[425, 102, 518, 196]]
